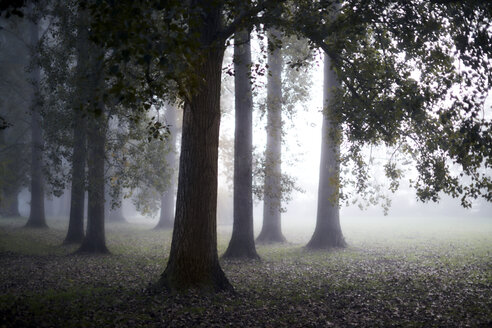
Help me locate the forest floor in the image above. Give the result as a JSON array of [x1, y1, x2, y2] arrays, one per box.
[[0, 216, 491, 327]]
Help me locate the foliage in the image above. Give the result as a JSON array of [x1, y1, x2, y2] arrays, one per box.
[[286, 0, 492, 207], [83, 0, 492, 211], [107, 112, 173, 217], [0, 11, 33, 204], [34, 0, 174, 213]]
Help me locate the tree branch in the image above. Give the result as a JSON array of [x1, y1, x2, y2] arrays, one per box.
[[217, 0, 287, 42]]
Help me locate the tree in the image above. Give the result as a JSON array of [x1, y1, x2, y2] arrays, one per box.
[[257, 28, 286, 244], [306, 53, 346, 249], [155, 103, 178, 230], [88, 0, 491, 291], [0, 4, 38, 219], [77, 51, 109, 253], [24, 13, 47, 228], [156, 2, 233, 291], [64, 6, 89, 243], [222, 28, 260, 259]]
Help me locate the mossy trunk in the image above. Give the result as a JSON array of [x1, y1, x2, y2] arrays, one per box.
[[223, 29, 259, 260], [306, 54, 346, 249]]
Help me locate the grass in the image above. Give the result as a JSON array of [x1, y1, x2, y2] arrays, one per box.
[[0, 216, 491, 327]]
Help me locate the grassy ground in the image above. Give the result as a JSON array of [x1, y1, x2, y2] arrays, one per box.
[[0, 216, 491, 327]]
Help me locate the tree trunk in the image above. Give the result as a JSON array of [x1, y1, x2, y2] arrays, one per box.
[[223, 29, 259, 259], [65, 8, 89, 243], [25, 19, 47, 229], [77, 49, 108, 253], [78, 111, 108, 253], [306, 54, 346, 249], [158, 3, 232, 291], [257, 29, 285, 243], [64, 110, 86, 243], [155, 104, 178, 229]]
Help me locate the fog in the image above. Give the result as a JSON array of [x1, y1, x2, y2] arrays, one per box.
[[13, 53, 492, 229]]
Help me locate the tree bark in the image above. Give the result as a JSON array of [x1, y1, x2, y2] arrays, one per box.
[[306, 53, 346, 249], [65, 8, 89, 243], [158, 2, 232, 291], [25, 18, 47, 229], [64, 110, 86, 243], [223, 29, 259, 259], [78, 111, 108, 253], [257, 29, 285, 244], [77, 47, 108, 253], [155, 104, 178, 230]]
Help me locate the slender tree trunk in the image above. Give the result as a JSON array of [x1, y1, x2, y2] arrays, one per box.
[[223, 29, 259, 259], [158, 2, 232, 291], [155, 104, 178, 229], [65, 8, 89, 243], [25, 19, 46, 228], [306, 54, 346, 249], [257, 29, 285, 243], [64, 110, 86, 243]]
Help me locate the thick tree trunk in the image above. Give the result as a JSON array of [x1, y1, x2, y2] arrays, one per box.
[[257, 29, 285, 244], [64, 110, 86, 243], [306, 54, 346, 249], [77, 48, 108, 253], [154, 104, 178, 230], [25, 19, 47, 229], [78, 112, 108, 253], [158, 3, 232, 291], [223, 29, 259, 259]]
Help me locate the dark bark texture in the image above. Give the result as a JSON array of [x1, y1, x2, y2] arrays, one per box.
[[77, 49, 108, 253], [257, 29, 285, 244], [78, 111, 108, 253], [306, 54, 346, 249], [65, 10, 90, 242], [159, 1, 232, 291], [64, 109, 86, 243], [25, 19, 46, 229], [223, 29, 259, 259], [155, 104, 178, 230]]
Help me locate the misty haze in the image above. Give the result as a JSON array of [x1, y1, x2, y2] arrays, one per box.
[[1, 1, 491, 327]]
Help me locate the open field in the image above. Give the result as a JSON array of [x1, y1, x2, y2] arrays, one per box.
[[0, 216, 491, 327]]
